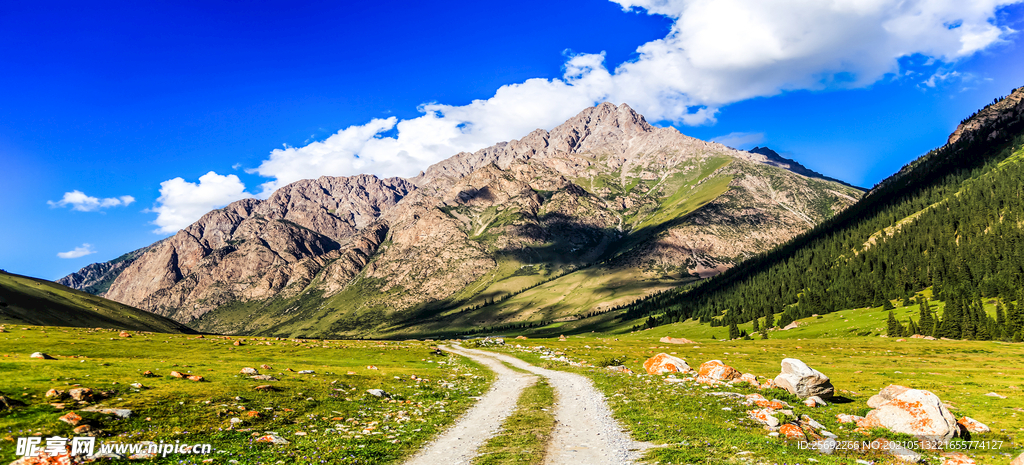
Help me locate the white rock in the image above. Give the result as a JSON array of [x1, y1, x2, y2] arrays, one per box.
[[773, 358, 834, 399]]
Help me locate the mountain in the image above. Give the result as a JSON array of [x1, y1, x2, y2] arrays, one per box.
[[57, 243, 160, 295], [627, 86, 1024, 341], [747, 146, 861, 189], [0, 270, 193, 333], [89, 103, 862, 338]]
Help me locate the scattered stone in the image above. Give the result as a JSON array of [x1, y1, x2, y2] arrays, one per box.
[[187, 375, 205, 382], [142, 371, 157, 377], [558, 335, 567, 341], [366, 365, 378, 370], [255, 434, 290, 445], [804, 396, 827, 407], [738, 373, 758, 386], [254, 385, 278, 392], [643, 353, 691, 375], [957, 417, 990, 434], [748, 408, 780, 428], [68, 388, 94, 402], [169, 371, 185, 378], [118, 331, 131, 338], [659, 336, 696, 344], [59, 411, 83, 425], [73, 424, 98, 435], [870, 438, 923, 463], [81, 407, 132, 418], [940, 451, 976, 464], [779, 423, 805, 440], [836, 414, 864, 424], [813, 437, 838, 455], [297, 370, 315, 374], [697, 360, 741, 384], [45, 389, 66, 399], [130, 383, 144, 389], [1010, 452, 1024, 465], [240, 367, 260, 375], [367, 389, 390, 398], [251, 375, 278, 381], [605, 365, 633, 374], [782, 321, 800, 330], [30, 352, 55, 360], [233, 340, 243, 346], [515, 336, 528, 340], [864, 385, 958, 441], [984, 392, 1006, 399], [709, 392, 745, 399], [773, 358, 834, 399], [260, 364, 272, 369]]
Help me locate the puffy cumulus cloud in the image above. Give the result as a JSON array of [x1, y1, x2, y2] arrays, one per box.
[[150, 172, 251, 234], [251, 54, 612, 195], [57, 243, 97, 259], [48, 190, 135, 212], [248, 0, 1017, 196], [711, 132, 766, 149]]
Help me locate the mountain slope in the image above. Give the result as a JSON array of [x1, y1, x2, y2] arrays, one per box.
[[97, 103, 862, 338], [0, 270, 193, 332], [57, 242, 161, 295], [626, 86, 1024, 340]]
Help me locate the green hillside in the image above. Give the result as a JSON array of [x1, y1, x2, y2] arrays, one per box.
[[622, 87, 1024, 341], [0, 271, 194, 333]]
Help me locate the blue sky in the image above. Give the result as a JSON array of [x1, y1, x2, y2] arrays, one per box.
[[2, 0, 1023, 280]]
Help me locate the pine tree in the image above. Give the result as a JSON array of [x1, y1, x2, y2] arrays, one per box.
[[764, 308, 775, 329], [752, 317, 760, 333], [728, 321, 740, 340], [918, 297, 934, 336], [907, 318, 919, 336], [883, 299, 895, 311], [887, 311, 900, 337]]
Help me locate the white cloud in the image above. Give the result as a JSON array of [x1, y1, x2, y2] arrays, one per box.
[[711, 132, 766, 149], [48, 190, 135, 212], [57, 243, 97, 259], [150, 171, 251, 234], [243, 0, 1017, 196]]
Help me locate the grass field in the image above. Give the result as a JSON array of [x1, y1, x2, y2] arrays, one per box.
[[0, 325, 492, 464]]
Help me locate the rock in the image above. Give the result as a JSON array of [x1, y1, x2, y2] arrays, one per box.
[[169, 371, 185, 378], [743, 393, 770, 407], [709, 392, 745, 399], [240, 367, 260, 375], [130, 383, 144, 389], [118, 331, 131, 338], [8, 453, 74, 464], [142, 370, 157, 377], [187, 375, 205, 382], [779, 423, 805, 440], [813, 437, 838, 455], [59, 411, 83, 425], [254, 385, 278, 391], [870, 438, 923, 463], [782, 321, 800, 330], [659, 336, 696, 344], [605, 365, 633, 374], [836, 414, 864, 424], [367, 389, 390, 398], [260, 364, 272, 369], [68, 387, 94, 402], [73, 424, 98, 435], [558, 335, 567, 341], [255, 433, 290, 445], [643, 353, 691, 375], [738, 373, 758, 386], [30, 352, 55, 360], [864, 385, 958, 441], [45, 389, 66, 399], [748, 408, 780, 427], [773, 358, 834, 399], [984, 392, 1006, 399], [251, 375, 278, 381], [366, 365, 378, 370], [297, 370, 315, 374], [697, 360, 741, 384], [233, 340, 243, 346], [81, 407, 132, 418], [1009, 452, 1024, 465], [957, 417, 990, 434], [515, 335, 528, 340], [940, 451, 976, 464], [759, 379, 776, 390], [803, 396, 827, 407]]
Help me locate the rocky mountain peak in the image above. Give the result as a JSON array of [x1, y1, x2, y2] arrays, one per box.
[[947, 86, 1024, 146]]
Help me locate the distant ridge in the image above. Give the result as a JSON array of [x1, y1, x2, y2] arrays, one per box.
[[747, 146, 864, 190]]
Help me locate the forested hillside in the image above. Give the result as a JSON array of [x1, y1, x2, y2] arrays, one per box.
[[626, 87, 1024, 341]]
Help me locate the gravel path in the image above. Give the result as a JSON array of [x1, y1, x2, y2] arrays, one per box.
[[442, 346, 652, 465], [403, 345, 537, 465]]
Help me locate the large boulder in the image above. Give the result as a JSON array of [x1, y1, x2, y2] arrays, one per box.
[[862, 385, 959, 442], [697, 360, 741, 383], [773, 358, 834, 399], [643, 353, 691, 375], [659, 336, 695, 344], [1010, 452, 1024, 465]]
